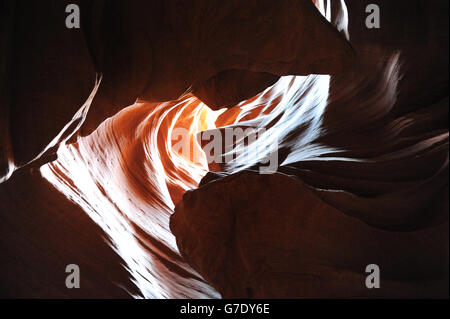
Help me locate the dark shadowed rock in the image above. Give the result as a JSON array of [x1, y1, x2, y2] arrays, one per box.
[[171, 171, 448, 298]]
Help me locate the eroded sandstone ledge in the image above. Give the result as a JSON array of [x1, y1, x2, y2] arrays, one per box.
[[171, 171, 448, 298]]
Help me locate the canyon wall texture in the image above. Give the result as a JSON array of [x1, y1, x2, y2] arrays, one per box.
[[0, 0, 448, 298]]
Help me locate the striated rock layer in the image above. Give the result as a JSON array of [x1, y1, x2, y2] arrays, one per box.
[[170, 0, 449, 298], [1, 0, 448, 298], [0, 0, 353, 180]]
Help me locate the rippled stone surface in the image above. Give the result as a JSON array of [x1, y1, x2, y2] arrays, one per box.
[[0, 0, 448, 298]]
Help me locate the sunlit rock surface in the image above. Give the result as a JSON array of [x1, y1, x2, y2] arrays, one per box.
[[0, 0, 448, 298], [0, 168, 138, 298], [0, 0, 353, 178], [171, 34, 448, 298]]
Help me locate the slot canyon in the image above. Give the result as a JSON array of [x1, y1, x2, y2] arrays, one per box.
[[0, 0, 448, 298]]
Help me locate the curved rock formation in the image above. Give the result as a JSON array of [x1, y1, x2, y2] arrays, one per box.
[[170, 37, 448, 298], [0, 0, 448, 299], [1, 0, 354, 182], [171, 171, 448, 298]]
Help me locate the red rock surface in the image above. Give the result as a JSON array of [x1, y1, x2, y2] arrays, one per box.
[[0, 0, 448, 298], [1, 0, 353, 177]]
